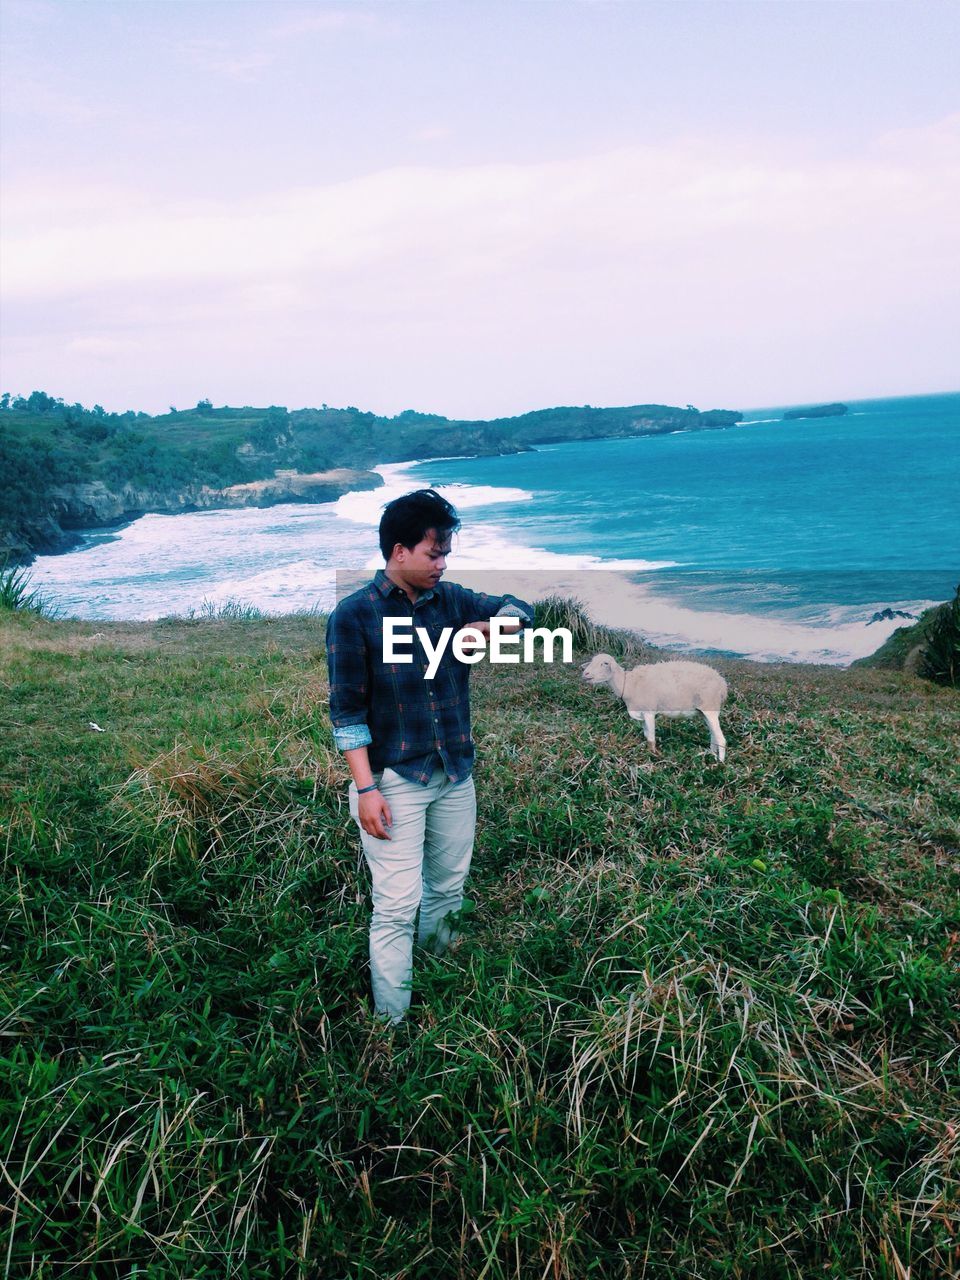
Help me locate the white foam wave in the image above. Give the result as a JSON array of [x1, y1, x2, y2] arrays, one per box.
[[330, 458, 676, 579], [333, 460, 534, 528], [28, 499, 374, 620], [200, 560, 343, 614], [444, 521, 678, 575]]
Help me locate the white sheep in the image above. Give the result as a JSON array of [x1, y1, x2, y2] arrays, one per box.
[[582, 653, 728, 762]]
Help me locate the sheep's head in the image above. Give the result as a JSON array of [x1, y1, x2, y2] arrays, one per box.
[[581, 653, 618, 686]]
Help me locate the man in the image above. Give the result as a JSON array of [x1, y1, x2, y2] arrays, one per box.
[[326, 488, 532, 1023]]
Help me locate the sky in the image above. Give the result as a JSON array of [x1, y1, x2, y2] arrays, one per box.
[[1, 0, 958, 419]]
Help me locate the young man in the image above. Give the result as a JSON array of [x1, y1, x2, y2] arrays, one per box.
[[326, 489, 532, 1023]]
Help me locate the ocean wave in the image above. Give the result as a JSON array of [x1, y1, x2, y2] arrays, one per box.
[[331, 457, 678, 577], [333, 460, 534, 527], [198, 560, 345, 615]]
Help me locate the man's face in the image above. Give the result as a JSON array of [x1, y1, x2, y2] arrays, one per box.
[[389, 529, 452, 595]]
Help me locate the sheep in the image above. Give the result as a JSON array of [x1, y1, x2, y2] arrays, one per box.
[[582, 653, 728, 761]]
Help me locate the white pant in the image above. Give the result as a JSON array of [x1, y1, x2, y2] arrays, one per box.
[[350, 766, 477, 1022]]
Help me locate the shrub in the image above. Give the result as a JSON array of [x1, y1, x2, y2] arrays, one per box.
[[534, 593, 649, 659], [0, 560, 56, 616], [919, 583, 960, 687]]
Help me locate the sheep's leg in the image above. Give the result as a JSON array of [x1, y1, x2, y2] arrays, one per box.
[[701, 709, 726, 763], [628, 709, 657, 753]]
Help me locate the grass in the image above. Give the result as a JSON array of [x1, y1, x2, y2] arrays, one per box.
[[0, 560, 56, 617], [1, 604, 958, 1278], [189, 598, 266, 621], [533, 595, 652, 661]]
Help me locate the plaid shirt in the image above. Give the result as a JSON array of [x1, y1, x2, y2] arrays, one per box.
[[327, 570, 532, 785]]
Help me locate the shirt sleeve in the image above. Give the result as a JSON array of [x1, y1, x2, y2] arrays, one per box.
[[455, 585, 534, 626], [326, 602, 373, 752]]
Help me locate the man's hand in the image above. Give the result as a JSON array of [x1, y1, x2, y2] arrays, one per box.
[[458, 620, 489, 650], [458, 618, 522, 651], [358, 788, 393, 840]]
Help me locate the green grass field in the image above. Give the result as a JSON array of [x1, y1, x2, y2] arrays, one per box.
[[1, 606, 958, 1278]]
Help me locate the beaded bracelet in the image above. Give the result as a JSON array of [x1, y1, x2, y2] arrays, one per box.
[[356, 783, 380, 795]]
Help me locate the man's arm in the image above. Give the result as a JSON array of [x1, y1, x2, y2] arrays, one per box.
[[454, 585, 534, 631], [326, 605, 393, 839], [344, 746, 393, 841]]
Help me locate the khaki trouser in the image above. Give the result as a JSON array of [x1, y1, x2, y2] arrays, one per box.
[[350, 766, 477, 1022]]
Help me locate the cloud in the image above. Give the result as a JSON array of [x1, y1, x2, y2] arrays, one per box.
[[2, 180, 154, 233], [873, 111, 960, 165], [5, 120, 957, 303], [66, 336, 144, 359], [268, 8, 384, 39], [0, 74, 114, 124], [4, 117, 958, 413], [172, 6, 385, 80], [411, 125, 455, 144], [175, 37, 277, 82]]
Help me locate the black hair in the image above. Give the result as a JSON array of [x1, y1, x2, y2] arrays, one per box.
[[378, 489, 461, 560]]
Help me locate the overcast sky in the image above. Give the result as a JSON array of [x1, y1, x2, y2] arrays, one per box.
[[2, 0, 958, 418]]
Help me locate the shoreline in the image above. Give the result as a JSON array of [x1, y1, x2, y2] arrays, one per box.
[[7, 390, 957, 568], [15, 454, 946, 674], [19, 432, 953, 669], [8, 467, 385, 569], [368, 458, 945, 670]]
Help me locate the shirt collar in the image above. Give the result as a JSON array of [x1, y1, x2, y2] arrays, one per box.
[[373, 568, 438, 605], [373, 568, 397, 598]]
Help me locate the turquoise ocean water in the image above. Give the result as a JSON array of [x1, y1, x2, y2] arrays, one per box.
[[28, 392, 960, 664]]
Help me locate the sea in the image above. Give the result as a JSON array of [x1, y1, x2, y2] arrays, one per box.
[[26, 392, 960, 665]]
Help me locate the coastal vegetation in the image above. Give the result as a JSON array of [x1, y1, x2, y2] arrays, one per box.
[[854, 588, 960, 687], [0, 558, 56, 616], [920, 585, 960, 686], [2, 593, 957, 1278], [0, 392, 741, 564]]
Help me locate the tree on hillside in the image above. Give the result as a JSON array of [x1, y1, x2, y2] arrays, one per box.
[[26, 391, 60, 413]]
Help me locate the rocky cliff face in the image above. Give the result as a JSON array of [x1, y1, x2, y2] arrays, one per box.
[[193, 469, 383, 510], [12, 469, 382, 562]]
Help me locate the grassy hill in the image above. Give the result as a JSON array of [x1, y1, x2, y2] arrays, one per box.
[[1, 600, 957, 1277]]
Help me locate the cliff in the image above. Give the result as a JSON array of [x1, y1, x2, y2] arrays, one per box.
[[291, 403, 744, 469], [7, 469, 382, 561]]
